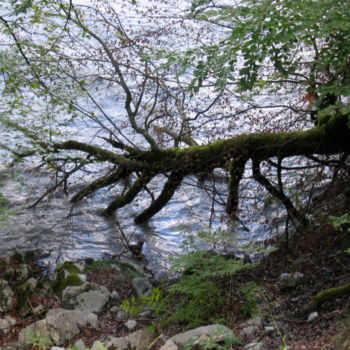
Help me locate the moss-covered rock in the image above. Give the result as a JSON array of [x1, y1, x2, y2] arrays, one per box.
[[16, 278, 38, 309], [51, 262, 85, 296], [3, 264, 30, 284]]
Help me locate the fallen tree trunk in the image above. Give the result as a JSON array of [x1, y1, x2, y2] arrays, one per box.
[[50, 113, 350, 222]]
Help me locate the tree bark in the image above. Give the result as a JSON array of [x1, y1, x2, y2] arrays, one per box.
[[53, 113, 350, 222]]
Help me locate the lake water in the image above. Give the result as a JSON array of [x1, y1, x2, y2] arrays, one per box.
[[0, 0, 304, 276]]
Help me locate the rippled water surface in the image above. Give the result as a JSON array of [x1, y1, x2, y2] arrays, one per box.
[[0, 0, 285, 276]]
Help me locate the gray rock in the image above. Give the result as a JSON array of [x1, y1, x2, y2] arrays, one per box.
[[160, 325, 235, 350], [0, 341, 26, 350], [139, 309, 152, 317], [106, 328, 154, 350], [18, 308, 98, 346], [0, 316, 16, 332], [160, 339, 178, 350], [307, 311, 319, 322], [32, 304, 45, 315], [240, 325, 259, 337], [25, 277, 38, 289], [119, 257, 151, 277], [91, 340, 105, 350], [243, 343, 265, 350], [0, 279, 14, 313], [125, 319, 137, 331], [279, 273, 292, 281], [279, 272, 304, 290], [51, 347, 65, 350], [111, 290, 120, 300], [264, 326, 275, 334], [110, 306, 120, 313], [116, 310, 128, 320], [75, 290, 110, 313], [62, 282, 110, 313], [73, 339, 86, 350], [240, 316, 264, 328], [131, 277, 152, 297], [7, 265, 30, 284], [73, 261, 86, 273]]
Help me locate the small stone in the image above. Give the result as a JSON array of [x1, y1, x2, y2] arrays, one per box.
[[139, 309, 152, 317], [116, 310, 128, 320], [240, 325, 259, 337], [307, 311, 319, 322], [91, 340, 105, 350], [0, 279, 14, 313], [240, 316, 264, 328], [111, 290, 121, 300], [125, 319, 137, 330], [25, 277, 38, 289], [33, 304, 45, 315], [0, 316, 16, 332], [243, 343, 265, 350], [106, 328, 154, 350], [293, 272, 304, 279], [264, 326, 275, 334], [73, 261, 86, 273], [1, 341, 23, 349], [73, 339, 86, 350], [51, 347, 65, 350], [160, 325, 235, 350], [160, 339, 178, 350], [110, 306, 120, 313], [131, 277, 152, 297], [280, 273, 292, 281]]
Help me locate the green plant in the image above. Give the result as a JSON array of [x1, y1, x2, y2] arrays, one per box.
[[329, 213, 350, 232], [27, 329, 52, 350], [120, 287, 166, 317], [169, 250, 251, 327], [239, 282, 264, 316]]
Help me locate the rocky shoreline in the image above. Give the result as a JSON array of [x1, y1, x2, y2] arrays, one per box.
[[0, 251, 255, 350], [1, 243, 349, 350]]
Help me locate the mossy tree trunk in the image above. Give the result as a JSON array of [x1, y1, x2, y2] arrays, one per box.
[[53, 113, 350, 223]]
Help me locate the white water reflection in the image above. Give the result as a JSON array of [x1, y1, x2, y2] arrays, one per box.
[[0, 0, 300, 277]]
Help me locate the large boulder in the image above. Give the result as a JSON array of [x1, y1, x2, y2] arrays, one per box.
[[160, 325, 236, 350], [18, 308, 98, 346], [131, 277, 152, 297], [105, 328, 154, 350], [62, 282, 110, 313], [0, 279, 14, 312]]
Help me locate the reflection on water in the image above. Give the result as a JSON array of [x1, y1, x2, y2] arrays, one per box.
[[0, 164, 273, 277]]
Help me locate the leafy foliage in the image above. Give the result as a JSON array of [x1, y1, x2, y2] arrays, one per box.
[[26, 329, 52, 350], [182, 0, 350, 107], [169, 250, 248, 327], [239, 282, 264, 316], [329, 213, 350, 232], [120, 287, 166, 318]]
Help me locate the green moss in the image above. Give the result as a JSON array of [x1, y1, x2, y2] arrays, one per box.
[[52, 273, 84, 296], [10, 251, 24, 263], [84, 259, 120, 272], [16, 281, 35, 309], [58, 262, 81, 274], [310, 282, 350, 310], [84, 259, 141, 278], [51, 262, 85, 296]]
